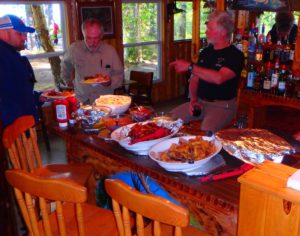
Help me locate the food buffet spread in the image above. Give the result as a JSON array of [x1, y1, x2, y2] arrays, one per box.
[[47, 94, 300, 236]]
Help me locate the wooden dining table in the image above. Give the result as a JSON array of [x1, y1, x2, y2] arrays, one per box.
[[49, 124, 300, 236]]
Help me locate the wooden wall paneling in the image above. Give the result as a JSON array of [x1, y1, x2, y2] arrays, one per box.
[[152, 0, 186, 103], [216, 0, 225, 11]]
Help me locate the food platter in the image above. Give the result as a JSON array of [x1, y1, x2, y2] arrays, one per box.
[[95, 95, 131, 115], [81, 74, 111, 84], [148, 136, 222, 172], [216, 128, 295, 165], [111, 121, 181, 155], [41, 90, 75, 100]]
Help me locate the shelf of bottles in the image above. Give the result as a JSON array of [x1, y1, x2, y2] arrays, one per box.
[[235, 23, 300, 100]]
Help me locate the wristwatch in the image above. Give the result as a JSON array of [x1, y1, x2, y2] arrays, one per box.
[[187, 63, 194, 75]]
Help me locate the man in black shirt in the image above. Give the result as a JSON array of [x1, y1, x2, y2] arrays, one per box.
[[269, 11, 297, 45], [170, 11, 244, 132]]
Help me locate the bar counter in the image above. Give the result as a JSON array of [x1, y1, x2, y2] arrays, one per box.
[[49, 125, 300, 236]]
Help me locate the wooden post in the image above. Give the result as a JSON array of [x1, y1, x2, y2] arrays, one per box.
[[216, 0, 225, 12], [292, 14, 300, 75], [191, 0, 200, 63]]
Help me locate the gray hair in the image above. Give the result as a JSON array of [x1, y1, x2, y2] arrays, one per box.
[[208, 11, 234, 39], [81, 18, 104, 36]]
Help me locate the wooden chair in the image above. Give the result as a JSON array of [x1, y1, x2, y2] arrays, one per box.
[[2, 115, 92, 186], [128, 70, 154, 105], [5, 169, 118, 236], [105, 179, 210, 236]]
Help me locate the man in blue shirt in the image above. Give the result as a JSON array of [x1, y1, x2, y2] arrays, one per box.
[[0, 14, 38, 144]]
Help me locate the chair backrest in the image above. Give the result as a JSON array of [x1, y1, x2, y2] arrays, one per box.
[[5, 169, 87, 236], [3, 116, 42, 171], [129, 70, 154, 104], [105, 179, 189, 236]]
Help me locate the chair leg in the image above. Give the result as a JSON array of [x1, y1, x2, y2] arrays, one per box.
[[38, 106, 51, 151]]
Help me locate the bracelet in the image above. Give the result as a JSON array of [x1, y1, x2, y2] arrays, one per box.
[[187, 63, 194, 75]]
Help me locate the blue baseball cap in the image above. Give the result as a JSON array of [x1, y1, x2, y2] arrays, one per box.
[[0, 14, 35, 33]]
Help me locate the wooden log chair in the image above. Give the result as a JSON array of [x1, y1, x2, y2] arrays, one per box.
[[5, 169, 118, 236], [127, 70, 154, 105], [2, 115, 93, 186], [105, 179, 211, 236]]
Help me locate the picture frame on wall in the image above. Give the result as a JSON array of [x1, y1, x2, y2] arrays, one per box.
[[76, 1, 115, 39], [232, 0, 290, 11]]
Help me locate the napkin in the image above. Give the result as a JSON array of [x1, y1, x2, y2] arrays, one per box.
[[287, 170, 300, 191]]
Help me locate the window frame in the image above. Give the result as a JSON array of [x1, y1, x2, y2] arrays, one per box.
[[122, 0, 162, 82], [0, 1, 68, 60]]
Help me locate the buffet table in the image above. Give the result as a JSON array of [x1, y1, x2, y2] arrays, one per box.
[[49, 125, 300, 236]]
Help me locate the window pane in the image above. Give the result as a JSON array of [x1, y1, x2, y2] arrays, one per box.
[[173, 1, 210, 40], [174, 2, 192, 40], [122, 3, 158, 44], [0, 3, 67, 90], [200, 1, 210, 38], [258, 12, 275, 36], [122, 1, 161, 81], [30, 58, 56, 90], [124, 44, 160, 81], [0, 3, 65, 55]]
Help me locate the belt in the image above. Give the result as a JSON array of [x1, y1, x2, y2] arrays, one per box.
[[200, 98, 216, 102], [200, 98, 234, 102]]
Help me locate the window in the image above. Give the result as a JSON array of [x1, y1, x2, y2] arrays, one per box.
[[122, 1, 162, 81], [173, 1, 210, 41], [174, 1, 193, 40], [0, 2, 67, 91]]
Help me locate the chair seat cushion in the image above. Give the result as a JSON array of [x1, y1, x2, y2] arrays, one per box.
[[33, 202, 118, 236], [32, 163, 93, 185]]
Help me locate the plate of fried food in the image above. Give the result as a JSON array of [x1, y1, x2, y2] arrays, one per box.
[[149, 136, 222, 172], [41, 90, 75, 100], [81, 74, 111, 84], [111, 120, 183, 155]]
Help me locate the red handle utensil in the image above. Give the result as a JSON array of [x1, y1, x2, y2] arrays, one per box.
[[200, 163, 254, 183]]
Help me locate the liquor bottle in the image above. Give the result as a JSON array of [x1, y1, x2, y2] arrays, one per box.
[[242, 29, 249, 58], [289, 43, 295, 65], [262, 62, 272, 93], [234, 28, 243, 52], [280, 37, 290, 65], [271, 58, 280, 94], [246, 63, 256, 89], [248, 24, 256, 63], [277, 65, 287, 96], [285, 70, 295, 97], [263, 33, 271, 63], [258, 23, 265, 44], [254, 66, 262, 92], [255, 44, 263, 62], [273, 40, 282, 62]]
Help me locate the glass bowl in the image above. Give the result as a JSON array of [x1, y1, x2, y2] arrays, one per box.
[[129, 106, 155, 122]]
